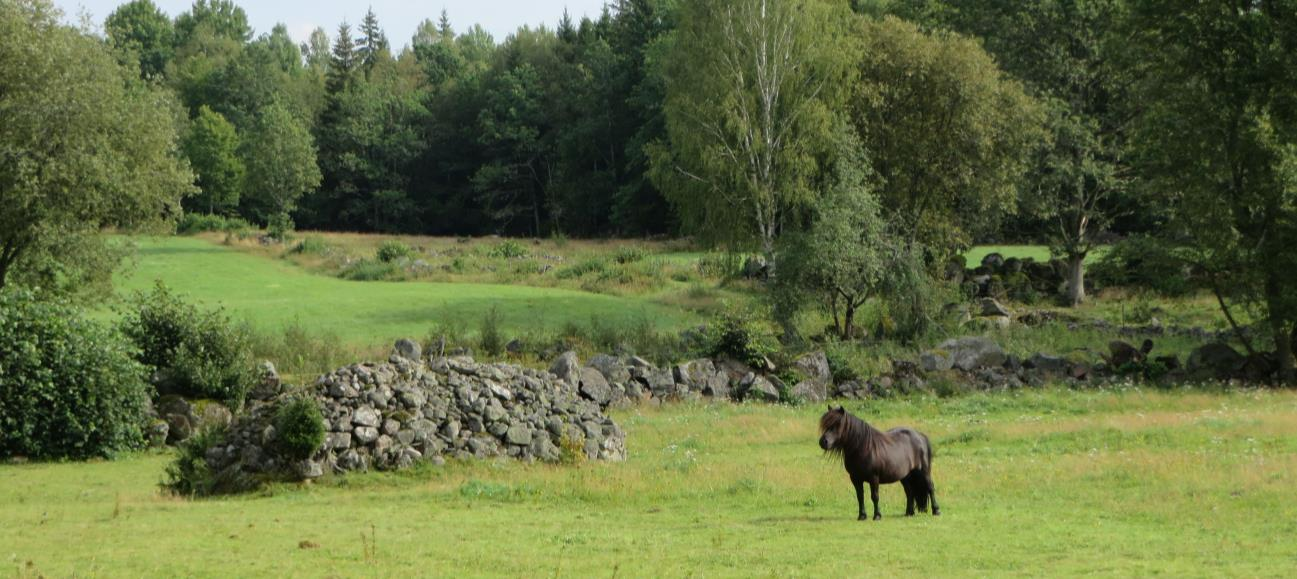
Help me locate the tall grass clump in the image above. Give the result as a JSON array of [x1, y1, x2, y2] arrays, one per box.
[[479, 306, 504, 357], [376, 240, 415, 263]]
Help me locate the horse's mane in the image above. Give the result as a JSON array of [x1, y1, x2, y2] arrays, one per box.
[[819, 409, 876, 456]]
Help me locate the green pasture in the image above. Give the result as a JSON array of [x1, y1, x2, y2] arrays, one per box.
[[4, 389, 1295, 577], [110, 237, 699, 347]]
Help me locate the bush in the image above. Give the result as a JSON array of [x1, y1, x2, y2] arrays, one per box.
[[556, 258, 610, 280], [1090, 236, 1195, 296], [613, 246, 647, 264], [290, 236, 330, 255], [0, 290, 151, 459], [376, 240, 414, 263], [479, 306, 504, 357], [120, 283, 256, 408], [274, 397, 326, 461], [706, 307, 778, 368], [489, 240, 528, 259], [341, 258, 402, 281], [161, 425, 254, 496], [176, 213, 252, 235], [266, 212, 294, 241]]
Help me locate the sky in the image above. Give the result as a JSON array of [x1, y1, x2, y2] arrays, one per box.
[[55, 0, 613, 48]]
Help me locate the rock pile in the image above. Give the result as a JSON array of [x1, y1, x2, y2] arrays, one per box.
[[205, 343, 628, 482]]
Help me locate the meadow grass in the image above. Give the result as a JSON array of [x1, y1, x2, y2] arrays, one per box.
[[108, 237, 700, 348], [4, 388, 1294, 577]]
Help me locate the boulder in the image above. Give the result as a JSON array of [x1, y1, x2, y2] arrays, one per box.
[[549, 351, 580, 384], [1106, 339, 1153, 367], [939, 337, 1007, 372], [793, 351, 832, 382], [578, 367, 612, 405], [743, 255, 769, 279], [1027, 353, 1067, 374], [742, 374, 781, 402], [588, 354, 631, 385], [393, 338, 422, 361], [790, 380, 829, 402], [981, 252, 1005, 270], [919, 350, 954, 373], [979, 298, 1012, 318], [1187, 343, 1245, 378]]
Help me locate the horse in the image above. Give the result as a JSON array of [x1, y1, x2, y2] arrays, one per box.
[[818, 405, 940, 520]]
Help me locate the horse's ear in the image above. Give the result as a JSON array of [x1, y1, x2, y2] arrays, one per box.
[[827, 404, 834, 412]]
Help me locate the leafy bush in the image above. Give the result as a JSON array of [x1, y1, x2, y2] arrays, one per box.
[[556, 258, 610, 280], [697, 253, 742, 278], [376, 240, 414, 263], [1090, 236, 1195, 296], [120, 283, 256, 407], [176, 213, 252, 235], [266, 212, 294, 241], [341, 258, 402, 281], [290, 236, 330, 255], [161, 425, 254, 496], [0, 290, 151, 459], [706, 307, 778, 368], [274, 397, 326, 461], [489, 240, 528, 259]]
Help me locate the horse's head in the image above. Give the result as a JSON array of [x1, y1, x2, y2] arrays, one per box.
[[818, 405, 848, 451]]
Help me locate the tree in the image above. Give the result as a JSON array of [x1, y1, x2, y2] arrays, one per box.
[[1128, 0, 1297, 382], [774, 132, 891, 340], [849, 16, 1042, 259], [889, 0, 1131, 306], [174, 0, 251, 45], [0, 0, 193, 294], [651, 0, 849, 257], [104, 0, 173, 79], [242, 101, 321, 227], [302, 27, 331, 74], [357, 7, 390, 71], [327, 22, 358, 94], [183, 106, 244, 215]]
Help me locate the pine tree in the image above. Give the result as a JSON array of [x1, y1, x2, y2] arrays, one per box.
[[326, 22, 356, 94], [357, 8, 389, 70]]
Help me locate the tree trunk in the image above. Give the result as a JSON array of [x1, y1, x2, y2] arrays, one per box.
[[843, 302, 856, 341], [1273, 318, 1294, 385], [1066, 253, 1087, 306]]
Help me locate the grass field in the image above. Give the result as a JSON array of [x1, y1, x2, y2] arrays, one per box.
[[4, 388, 1295, 577], [110, 237, 700, 347]]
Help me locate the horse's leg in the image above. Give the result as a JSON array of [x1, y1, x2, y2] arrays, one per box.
[[853, 477, 867, 521], [904, 477, 916, 517], [912, 473, 929, 513], [923, 470, 941, 516], [869, 479, 882, 521]]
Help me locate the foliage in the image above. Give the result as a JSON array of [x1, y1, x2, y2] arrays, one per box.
[[0, 289, 151, 460], [376, 240, 415, 263], [120, 282, 256, 407], [161, 425, 254, 496], [1090, 236, 1194, 297], [849, 16, 1043, 258], [340, 258, 402, 281], [652, 0, 852, 255], [0, 0, 194, 293], [479, 306, 504, 357], [274, 397, 326, 461], [705, 307, 779, 368], [1127, 0, 1297, 381], [241, 100, 322, 225], [183, 106, 244, 215], [105, 0, 174, 79], [488, 240, 529, 259], [176, 213, 252, 235]]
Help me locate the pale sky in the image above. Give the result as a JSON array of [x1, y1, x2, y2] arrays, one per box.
[[56, 0, 613, 48]]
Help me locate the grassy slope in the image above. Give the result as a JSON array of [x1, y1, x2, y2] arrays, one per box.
[[111, 237, 699, 346], [4, 389, 1295, 577]]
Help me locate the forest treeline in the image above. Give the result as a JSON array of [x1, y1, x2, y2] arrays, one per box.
[[2, 0, 1295, 379]]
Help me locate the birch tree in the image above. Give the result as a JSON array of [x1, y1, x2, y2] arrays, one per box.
[[651, 0, 851, 257]]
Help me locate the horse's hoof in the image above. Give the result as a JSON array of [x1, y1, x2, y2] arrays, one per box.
[[905, 512, 915, 517], [873, 514, 882, 521], [857, 514, 868, 521], [932, 509, 942, 516]]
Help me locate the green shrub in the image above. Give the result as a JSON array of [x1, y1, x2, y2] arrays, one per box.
[[376, 240, 414, 263], [706, 307, 778, 368], [479, 306, 504, 357], [0, 290, 151, 460], [613, 246, 647, 264], [176, 213, 252, 235], [557, 258, 609, 280], [341, 258, 401, 281], [275, 397, 326, 461], [697, 253, 742, 278], [1090, 236, 1195, 296], [290, 236, 330, 255], [489, 240, 528, 259], [266, 212, 294, 241], [161, 426, 254, 497], [121, 283, 256, 407]]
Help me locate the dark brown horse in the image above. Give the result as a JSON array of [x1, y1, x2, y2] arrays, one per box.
[[818, 405, 940, 520]]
